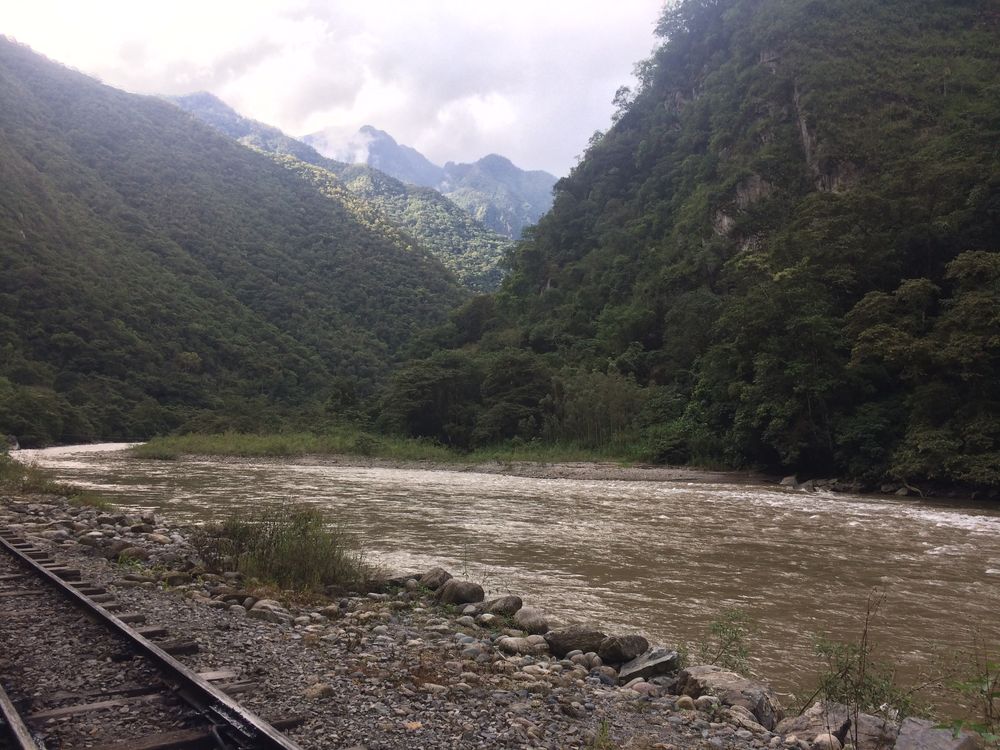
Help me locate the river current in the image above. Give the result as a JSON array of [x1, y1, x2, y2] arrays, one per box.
[[15, 443, 1000, 707]]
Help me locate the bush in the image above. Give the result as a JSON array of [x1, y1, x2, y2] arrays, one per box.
[[811, 591, 914, 745], [192, 507, 371, 592], [697, 608, 754, 675]]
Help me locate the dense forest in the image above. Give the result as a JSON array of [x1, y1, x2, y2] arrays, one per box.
[[3, 0, 999, 491], [169, 94, 512, 292], [378, 0, 1000, 489], [0, 37, 463, 445]]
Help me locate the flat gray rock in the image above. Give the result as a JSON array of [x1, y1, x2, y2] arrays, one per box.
[[617, 647, 679, 683]]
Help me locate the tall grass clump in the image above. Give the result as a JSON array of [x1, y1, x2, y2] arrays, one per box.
[[193, 506, 371, 592]]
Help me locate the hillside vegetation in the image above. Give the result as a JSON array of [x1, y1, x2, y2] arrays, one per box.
[[0, 38, 463, 445], [379, 0, 1000, 489], [169, 94, 512, 292]]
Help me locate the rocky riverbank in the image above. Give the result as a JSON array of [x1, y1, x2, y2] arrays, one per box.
[[0, 492, 986, 750]]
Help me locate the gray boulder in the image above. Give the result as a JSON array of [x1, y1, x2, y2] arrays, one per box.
[[675, 665, 784, 730], [420, 566, 453, 590], [513, 607, 548, 635], [893, 718, 982, 750], [814, 732, 843, 750], [497, 635, 550, 656], [484, 595, 523, 617], [435, 578, 485, 604], [617, 648, 680, 683], [598, 634, 650, 664], [544, 625, 608, 658], [776, 701, 897, 750]]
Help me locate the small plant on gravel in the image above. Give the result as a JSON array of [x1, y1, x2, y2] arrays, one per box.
[[68, 492, 113, 510], [696, 607, 754, 675], [588, 719, 618, 749], [192, 506, 371, 592]]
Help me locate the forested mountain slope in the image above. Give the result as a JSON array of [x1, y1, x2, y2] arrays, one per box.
[[304, 125, 558, 240], [383, 0, 1000, 489], [0, 38, 463, 445], [169, 94, 511, 291]]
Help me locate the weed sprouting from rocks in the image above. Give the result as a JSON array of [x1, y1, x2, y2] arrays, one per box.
[[588, 719, 617, 749]]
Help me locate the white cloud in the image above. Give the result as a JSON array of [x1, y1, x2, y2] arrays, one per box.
[[4, 0, 664, 175]]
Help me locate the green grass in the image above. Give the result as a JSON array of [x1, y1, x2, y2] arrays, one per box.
[[131, 430, 644, 466], [69, 492, 114, 510], [191, 507, 371, 592]]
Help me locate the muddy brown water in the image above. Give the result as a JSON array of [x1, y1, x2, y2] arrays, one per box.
[[15, 443, 1000, 710]]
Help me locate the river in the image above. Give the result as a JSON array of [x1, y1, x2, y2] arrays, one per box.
[[14, 443, 1000, 709]]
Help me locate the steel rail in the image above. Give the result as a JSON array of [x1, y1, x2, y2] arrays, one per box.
[[0, 530, 303, 750], [0, 680, 42, 750]]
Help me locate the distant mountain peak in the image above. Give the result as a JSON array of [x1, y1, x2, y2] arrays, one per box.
[[359, 124, 393, 141], [167, 93, 511, 291], [303, 126, 557, 238]]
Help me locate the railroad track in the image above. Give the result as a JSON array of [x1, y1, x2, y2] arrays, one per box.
[[0, 528, 304, 750]]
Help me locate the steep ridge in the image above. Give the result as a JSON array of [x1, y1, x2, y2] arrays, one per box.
[[0, 38, 464, 445], [169, 94, 512, 292], [304, 125, 558, 239], [384, 0, 1000, 488]]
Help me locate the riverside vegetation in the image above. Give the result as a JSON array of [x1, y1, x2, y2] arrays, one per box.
[[4, 1, 998, 492]]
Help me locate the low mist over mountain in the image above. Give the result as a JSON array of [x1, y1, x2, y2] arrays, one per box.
[[0, 38, 463, 445], [304, 126, 557, 239], [169, 93, 512, 292]]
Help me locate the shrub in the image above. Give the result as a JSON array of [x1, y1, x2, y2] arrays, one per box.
[[697, 608, 754, 675], [811, 591, 914, 747], [192, 507, 371, 592]]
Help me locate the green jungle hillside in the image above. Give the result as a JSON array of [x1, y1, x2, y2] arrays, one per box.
[[169, 93, 512, 292], [381, 0, 1000, 489], [0, 37, 464, 446]]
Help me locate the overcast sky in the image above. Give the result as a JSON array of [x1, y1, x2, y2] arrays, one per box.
[[5, 1, 666, 176]]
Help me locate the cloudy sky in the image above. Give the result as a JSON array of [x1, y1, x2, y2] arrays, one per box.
[[5, 1, 666, 176]]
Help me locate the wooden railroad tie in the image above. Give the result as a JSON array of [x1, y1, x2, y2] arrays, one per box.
[[87, 716, 305, 750], [28, 679, 260, 720]]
